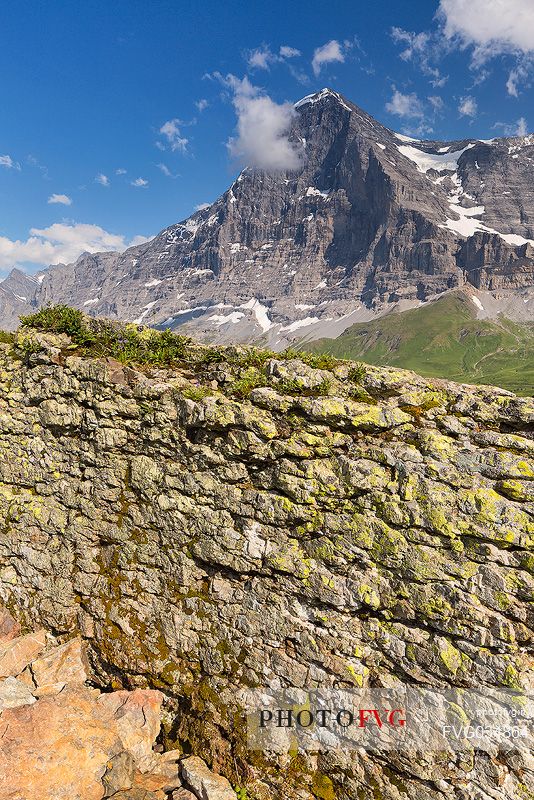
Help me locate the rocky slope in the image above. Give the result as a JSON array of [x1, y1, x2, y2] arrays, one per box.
[[2, 88, 534, 344], [0, 313, 532, 799]]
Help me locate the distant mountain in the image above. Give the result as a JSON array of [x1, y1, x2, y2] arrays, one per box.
[[2, 87, 534, 345], [306, 290, 534, 395]]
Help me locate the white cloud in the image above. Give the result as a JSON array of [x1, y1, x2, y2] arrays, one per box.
[[507, 70, 520, 97], [386, 89, 424, 118], [0, 155, 20, 170], [247, 44, 302, 71], [279, 45, 301, 59], [458, 95, 478, 117], [159, 119, 188, 152], [494, 117, 529, 136], [195, 98, 208, 112], [157, 163, 171, 177], [311, 40, 345, 76], [390, 27, 448, 87], [516, 116, 528, 136], [428, 95, 445, 111], [248, 47, 276, 70], [27, 155, 48, 178], [131, 177, 148, 187], [394, 4, 534, 95], [95, 173, 110, 186], [48, 193, 72, 206], [439, 0, 534, 61], [222, 74, 302, 171], [438, 0, 534, 93], [157, 163, 179, 178], [391, 28, 430, 62], [115, 168, 127, 175], [506, 63, 532, 96], [0, 222, 151, 271], [194, 202, 211, 211]]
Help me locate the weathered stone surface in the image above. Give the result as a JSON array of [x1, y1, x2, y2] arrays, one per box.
[[172, 789, 198, 800], [0, 630, 47, 678], [31, 635, 89, 694], [0, 621, 191, 800], [0, 606, 20, 642], [0, 675, 179, 800], [0, 685, 119, 800], [102, 751, 136, 795], [0, 331, 532, 799], [98, 689, 164, 764], [0, 675, 36, 711], [181, 757, 237, 800]]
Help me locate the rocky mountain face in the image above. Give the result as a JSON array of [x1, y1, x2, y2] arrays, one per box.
[[2, 88, 534, 344], [0, 320, 532, 799]]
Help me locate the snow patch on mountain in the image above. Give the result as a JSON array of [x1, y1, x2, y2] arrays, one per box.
[[442, 173, 534, 246], [280, 316, 320, 332], [395, 133, 420, 143], [239, 298, 273, 332], [397, 144, 476, 174], [302, 186, 330, 199], [209, 311, 245, 326], [133, 301, 157, 324]]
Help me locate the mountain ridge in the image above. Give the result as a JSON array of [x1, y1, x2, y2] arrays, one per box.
[[1, 86, 534, 344]]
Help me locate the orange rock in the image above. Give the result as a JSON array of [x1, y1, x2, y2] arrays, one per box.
[[0, 685, 118, 800], [98, 688, 164, 763], [0, 607, 20, 643], [133, 760, 182, 792], [31, 636, 89, 694], [101, 751, 136, 795], [0, 684, 169, 800], [0, 676, 36, 712], [0, 630, 47, 678], [181, 756, 237, 800]]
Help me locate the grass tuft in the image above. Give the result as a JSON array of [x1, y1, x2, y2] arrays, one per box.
[[20, 304, 191, 367]]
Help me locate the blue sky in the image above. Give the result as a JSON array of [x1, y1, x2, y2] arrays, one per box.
[[1, 0, 533, 273]]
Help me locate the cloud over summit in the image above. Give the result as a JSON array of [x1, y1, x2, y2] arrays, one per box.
[[220, 75, 302, 172]]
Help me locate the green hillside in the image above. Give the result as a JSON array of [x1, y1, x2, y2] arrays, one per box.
[[305, 293, 534, 395]]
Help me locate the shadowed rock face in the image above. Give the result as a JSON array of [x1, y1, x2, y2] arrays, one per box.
[[2, 89, 534, 343], [0, 326, 532, 799]]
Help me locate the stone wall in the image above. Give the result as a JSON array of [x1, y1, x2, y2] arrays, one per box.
[[0, 330, 532, 799]]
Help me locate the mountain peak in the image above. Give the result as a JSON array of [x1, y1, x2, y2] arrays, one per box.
[[294, 87, 352, 111]]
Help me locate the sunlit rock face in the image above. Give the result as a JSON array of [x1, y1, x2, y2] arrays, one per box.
[[2, 89, 534, 344], [0, 326, 532, 799]]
